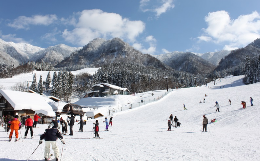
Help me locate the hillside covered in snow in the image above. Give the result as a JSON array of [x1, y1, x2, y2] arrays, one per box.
[[0, 75, 260, 161]]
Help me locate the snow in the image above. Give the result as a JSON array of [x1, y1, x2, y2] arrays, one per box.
[[1, 75, 260, 160], [0, 68, 99, 90], [0, 90, 55, 116]]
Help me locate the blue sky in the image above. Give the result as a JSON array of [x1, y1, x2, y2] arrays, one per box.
[[0, 0, 260, 55]]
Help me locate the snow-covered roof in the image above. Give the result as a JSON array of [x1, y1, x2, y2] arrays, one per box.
[[93, 83, 128, 91], [0, 89, 55, 116]]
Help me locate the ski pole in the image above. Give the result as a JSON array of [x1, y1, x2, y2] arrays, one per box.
[[27, 143, 41, 161]]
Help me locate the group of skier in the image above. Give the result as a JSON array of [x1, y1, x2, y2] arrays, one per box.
[[168, 114, 179, 131]]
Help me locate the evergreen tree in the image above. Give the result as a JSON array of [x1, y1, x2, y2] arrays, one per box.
[[45, 71, 51, 92], [30, 73, 37, 92], [38, 75, 43, 94], [52, 71, 58, 97]]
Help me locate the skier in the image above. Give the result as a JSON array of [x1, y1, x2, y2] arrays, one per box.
[[169, 114, 173, 124], [167, 120, 171, 131], [94, 120, 100, 138], [174, 116, 178, 128], [104, 117, 109, 131], [183, 104, 187, 110], [69, 114, 75, 135], [241, 101, 246, 109], [229, 99, 231, 105], [33, 113, 40, 128], [214, 101, 220, 112], [60, 119, 68, 135], [9, 115, 21, 141], [24, 115, 33, 138], [79, 115, 83, 132], [250, 97, 253, 106], [202, 115, 208, 132], [109, 117, 113, 126], [39, 123, 65, 161]]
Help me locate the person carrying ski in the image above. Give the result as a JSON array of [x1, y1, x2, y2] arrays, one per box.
[[174, 116, 178, 128], [9, 115, 21, 141], [168, 120, 171, 131], [169, 114, 173, 124], [94, 120, 100, 138], [39, 123, 65, 161], [104, 117, 109, 131], [250, 97, 253, 106], [33, 113, 40, 128], [109, 117, 113, 126], [202, 115, 208, 132], [215, 101, 220, 112], [24, 115, 33, 138]]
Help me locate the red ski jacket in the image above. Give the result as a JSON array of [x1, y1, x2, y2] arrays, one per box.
[[34, 114, 40, 121], [25, 118, 33, 126]]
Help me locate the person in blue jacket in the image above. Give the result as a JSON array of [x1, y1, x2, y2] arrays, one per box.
[[104, 117, 109, 131]]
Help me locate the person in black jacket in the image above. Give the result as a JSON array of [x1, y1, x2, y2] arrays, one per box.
[[69, 115, 75, 135], [174, 116, 178, 128], [39, 123, 65, 161]]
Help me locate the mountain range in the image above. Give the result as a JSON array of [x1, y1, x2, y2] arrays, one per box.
[[0, 37, 260, 75]]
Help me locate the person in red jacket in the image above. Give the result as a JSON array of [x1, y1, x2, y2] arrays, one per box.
[[24, 115, 34, 138], [33, 113, 41, 128], [9, 115, 21, 141], [94, 120, 99, 138]]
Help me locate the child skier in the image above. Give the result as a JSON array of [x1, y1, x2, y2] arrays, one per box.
[[104, 117, 109, 131], [94, 120, 100, 138], [39, 123, 65, 161], [215, 101, 220, 112], [250, 97, 253, 106], [9, 115, 21, 141]]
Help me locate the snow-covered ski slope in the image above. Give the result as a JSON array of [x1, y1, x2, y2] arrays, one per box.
[[1, 75, 260, 161]]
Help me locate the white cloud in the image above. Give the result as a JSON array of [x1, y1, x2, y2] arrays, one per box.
[[140, 0, 175, 17], [62, 9, 145, 46], [8, 15, 58, 30], [133, 35, 157, 55], [41, 28, 61, 43], [198, 11, 260, 50], [0, 32, 27, 43], [162, 48, 170, 53]]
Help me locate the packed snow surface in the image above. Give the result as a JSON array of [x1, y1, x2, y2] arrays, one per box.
[[1, 75, 260, 161]]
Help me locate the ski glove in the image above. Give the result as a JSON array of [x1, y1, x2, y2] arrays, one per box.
[[39, 140, 43, 144], [61, 139, 65, 144]]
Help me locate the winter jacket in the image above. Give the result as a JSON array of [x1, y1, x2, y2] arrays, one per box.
[[10, 118, 21, 130], [34, 114, 40, 121], [174, 117, 178, 122], [40, 128, 63, 141], [95, 123, 99, 132], [25, 118, 33, 127], [70, 116, 75, 126], [203, 117, 208, 125]]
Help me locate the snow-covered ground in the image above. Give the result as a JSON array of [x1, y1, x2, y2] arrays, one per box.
[[1, 75, 260, 161]]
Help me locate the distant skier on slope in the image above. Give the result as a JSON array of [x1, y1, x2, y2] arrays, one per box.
[[229, 99, 231, 105], [202, 115, 208, 132], [168, 120, 171, 131], [214, 101, 220, 112], [109, 117, 113, 126], [183, 104, 187, 110], [169, 114, 173, 124], [241, 101, 246, 109], [39, 123, 65, 161], [174, 116, 178, 128], [250, 97, 253, 106]]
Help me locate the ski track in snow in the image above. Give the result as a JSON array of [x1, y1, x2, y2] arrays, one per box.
[[1, 75, 260, 160]]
